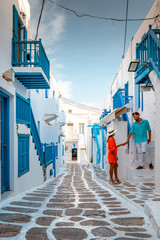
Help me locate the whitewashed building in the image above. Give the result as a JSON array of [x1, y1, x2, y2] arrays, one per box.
[[63, 101, 100, 163], [0, 0, 66, 202], [92, 0, 160, 193]]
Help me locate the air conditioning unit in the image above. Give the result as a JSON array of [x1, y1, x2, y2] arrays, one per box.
[[2, 68, 15, 82]]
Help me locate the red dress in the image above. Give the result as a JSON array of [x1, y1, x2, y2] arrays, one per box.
[[108, 137, 117, 164]]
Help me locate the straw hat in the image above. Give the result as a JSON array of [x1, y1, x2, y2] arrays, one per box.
[[108, 129, 116, 137]]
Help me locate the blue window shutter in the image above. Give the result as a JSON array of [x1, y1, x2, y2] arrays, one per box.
[[13, 5, 19, 65], [18, 135, 29, 177], [13, 5, 18, 40]]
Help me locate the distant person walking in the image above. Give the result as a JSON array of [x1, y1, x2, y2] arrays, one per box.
[[107, 129, 124, 184], [124, 112, 153, 170]]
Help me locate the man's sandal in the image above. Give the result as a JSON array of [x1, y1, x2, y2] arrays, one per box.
[[136, 166, 144, 170], [149, 163, 153, 170]]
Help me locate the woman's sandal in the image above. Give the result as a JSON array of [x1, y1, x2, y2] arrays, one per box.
[[109, 179, 115, 184], [115, 179, 121, 184]]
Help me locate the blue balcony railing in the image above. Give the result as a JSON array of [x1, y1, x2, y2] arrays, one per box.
[[44, 143, 53, 168], [12, 39, 50, 80], [136, 25, 160, 83]]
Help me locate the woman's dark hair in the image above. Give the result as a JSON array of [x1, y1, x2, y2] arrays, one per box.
[[107, 135, 114, 142]]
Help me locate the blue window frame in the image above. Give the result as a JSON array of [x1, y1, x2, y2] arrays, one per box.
[[18, 134, 29, 177], [45, 89, 48, 98]]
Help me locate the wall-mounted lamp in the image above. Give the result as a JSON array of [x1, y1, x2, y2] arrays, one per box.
[[128, 59, 149, 72]]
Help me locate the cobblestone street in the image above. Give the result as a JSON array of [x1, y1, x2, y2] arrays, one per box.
[[0, 163, 157, 239]]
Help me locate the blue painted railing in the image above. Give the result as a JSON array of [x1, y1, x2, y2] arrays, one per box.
[[101, 128, 105, 170], [93, 124, 101, 165], [12, 39, 50, 80], [30, 109, 43, 165], [16, 93, 30, 125], [113, 88, 132, 133], [44, 143, 53, 168], [136, 25, 160, 82], [52, 143, 56, 177]]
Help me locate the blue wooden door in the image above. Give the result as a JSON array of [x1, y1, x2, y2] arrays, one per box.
[[0, 92, 9, 193]]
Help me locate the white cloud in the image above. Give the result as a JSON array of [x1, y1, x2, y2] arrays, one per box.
[[57, 80, 72, 98], [28, 0, 66, 46]]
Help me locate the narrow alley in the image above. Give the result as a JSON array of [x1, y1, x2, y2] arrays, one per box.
[[0, 163, 157, 239]]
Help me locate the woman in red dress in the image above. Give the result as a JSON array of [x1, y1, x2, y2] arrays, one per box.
[[108, 129, 124, 184]]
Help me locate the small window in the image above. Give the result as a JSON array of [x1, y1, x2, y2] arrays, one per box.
[[79, 123, 85, 134], [53, 90, 55, 97], [68, 109, 72, 113], [18, 134, 29, 177], [67, 123, 73, 126]]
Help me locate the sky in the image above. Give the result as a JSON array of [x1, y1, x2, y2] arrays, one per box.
[[28, 0, 155, 107]]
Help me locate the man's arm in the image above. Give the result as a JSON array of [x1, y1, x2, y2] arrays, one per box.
[[148, 131, 151, 144], [124, 132, 132, 145]]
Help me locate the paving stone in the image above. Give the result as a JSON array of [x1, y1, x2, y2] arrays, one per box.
[[10, 201, 42, 208], [79, 194, 95, 198], [115, 238, 143, 240], [23, 197, 45, 202], [91, 227, 117, 237], [143, 183, 155, 186], [0, 213, 31, 223], [102, 197, 117, 201], [55, 222, 74, 226], [36, 217, 56, 226], [79, 198, 97, 202], [152, 198, 160, 201], [109, 208, 128, 211], [26, 193, 50, 197], [109, 211, 131, 215], [99, 193, 112, 197], [83, 210, 106, 218], [46, 203, 74, 208], [103, 201, 121, 205], [2, 206, 38, 213], [65, 208, 83, 216], [0, 223, 22, 237], [69, 217, 84, 222], [43, 210, 63, 217], [111, 217, 145, 226], [80, 220, 110, 226], [53, 194, 75, 198], [78, 203, 101, 209], [26, 227, 47, 240], [115, 227, 147, 232], [120, 191, 130, 194], [52, 227, 88, 240], [125, 232, 152, 238], [107, 205, 122, 208], [125, 195, 136, 199], [49, 198, 75, 203], [133, 200, 145, 204]]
